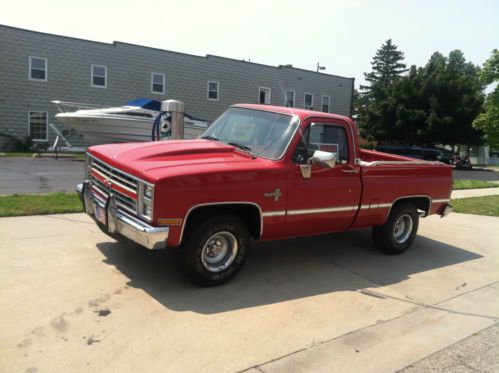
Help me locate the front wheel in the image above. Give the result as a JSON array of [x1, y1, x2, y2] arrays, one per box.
[[177, 215, 249, 286], [372, 202, 419, 255]]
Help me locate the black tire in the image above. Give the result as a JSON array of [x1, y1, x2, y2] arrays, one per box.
[[372, 202, 419, 255], [177, 214, 249, 286]]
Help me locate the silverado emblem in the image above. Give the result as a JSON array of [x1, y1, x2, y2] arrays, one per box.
[[264, 188, 282, 202]]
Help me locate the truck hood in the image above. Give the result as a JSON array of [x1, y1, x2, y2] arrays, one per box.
[[88, 139, 262, 182]]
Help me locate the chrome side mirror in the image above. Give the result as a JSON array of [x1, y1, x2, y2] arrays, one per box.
[[300, 150, 337, 179]]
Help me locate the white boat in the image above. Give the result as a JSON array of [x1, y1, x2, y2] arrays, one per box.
[[52, 98, 208, 145]]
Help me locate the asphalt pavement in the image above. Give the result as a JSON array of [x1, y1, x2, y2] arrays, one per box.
[[453, 168, 499, 182], [1, 212, 498, 372], [0, 157, 84, 194], [1, 156, 498, 195]]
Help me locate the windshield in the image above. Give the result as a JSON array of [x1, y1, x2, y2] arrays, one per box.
[[201, 107, 298, 160]]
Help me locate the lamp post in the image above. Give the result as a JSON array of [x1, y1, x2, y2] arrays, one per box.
[[316, 62, 326, 72]]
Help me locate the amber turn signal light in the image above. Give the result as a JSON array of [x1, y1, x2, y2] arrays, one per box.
[[158, 218, 182, 226]]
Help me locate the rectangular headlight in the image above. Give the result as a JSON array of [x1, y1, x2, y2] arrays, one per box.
[[142, 201, 152, 217], [144, 184, 153, 199], [138, 181, 154, 221]]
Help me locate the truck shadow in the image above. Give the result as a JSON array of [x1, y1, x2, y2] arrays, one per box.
[[96, 228, 482, 314]]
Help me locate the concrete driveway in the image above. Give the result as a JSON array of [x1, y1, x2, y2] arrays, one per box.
[[1, 212, 498, 372]]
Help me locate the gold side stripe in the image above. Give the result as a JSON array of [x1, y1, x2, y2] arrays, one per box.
[[359, 203, 392, 210], [433, 199, 450, 203], [260, 199, 445, 218], [287, 206, 356, 216], [262, 211, 286, 217], [262, 204, 394, 217]]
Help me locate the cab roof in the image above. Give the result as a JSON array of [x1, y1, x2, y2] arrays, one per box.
[[232, 104, 353, 123]]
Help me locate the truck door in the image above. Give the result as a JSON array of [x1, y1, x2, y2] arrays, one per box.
[[284, 119, 362, 237]]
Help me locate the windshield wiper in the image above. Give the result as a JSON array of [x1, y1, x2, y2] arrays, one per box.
[[229, 142, 253, 152], [201, 135, 219, 141]]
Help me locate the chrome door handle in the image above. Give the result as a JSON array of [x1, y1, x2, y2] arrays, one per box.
[[341, 169, 358, 174]]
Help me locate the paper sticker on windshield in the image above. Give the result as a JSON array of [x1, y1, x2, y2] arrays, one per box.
[[230, 122, 255, 142], [311, 143, 338, 153]]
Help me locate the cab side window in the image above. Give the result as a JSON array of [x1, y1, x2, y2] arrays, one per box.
[[292, 123, 349, 164]]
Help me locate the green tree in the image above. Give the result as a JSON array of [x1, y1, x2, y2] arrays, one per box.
[[361, 39, 408, 91], [473, 50, 499, 148], [358, 39, 408, 142], [359, 43, 484, 147], [416, 50, 484, 147]]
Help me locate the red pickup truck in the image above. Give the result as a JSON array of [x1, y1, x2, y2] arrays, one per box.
[[77, 104, 453, 286]]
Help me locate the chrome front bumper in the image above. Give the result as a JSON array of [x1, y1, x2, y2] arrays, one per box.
[[76, 182, 168, 250]]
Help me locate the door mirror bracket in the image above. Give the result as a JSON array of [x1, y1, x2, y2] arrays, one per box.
[[299, 150, 337, 179]]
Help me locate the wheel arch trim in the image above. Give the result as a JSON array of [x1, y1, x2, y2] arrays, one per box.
[[382, 195, 432, 224], [179, 201, 263, 244]]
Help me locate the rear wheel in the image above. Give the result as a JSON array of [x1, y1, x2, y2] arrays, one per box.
[[177, 214, 249, 286], [372, 202, 419, 255]]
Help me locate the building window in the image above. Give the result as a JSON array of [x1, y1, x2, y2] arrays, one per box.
[[207, 81, 219, 100], [29, 56, 47, 81], [321, 95, 330, 113], [91, 64, 107, 88], [29, 112, 48, 141], [151, 73, 165, 94], [304, 93, 314, 110], [285, 90, 295, 108], [259, 87, 271, 104]]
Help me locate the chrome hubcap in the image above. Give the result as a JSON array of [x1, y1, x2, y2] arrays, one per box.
[[393, 214, 413, 244], [201, 232, 238, 273]]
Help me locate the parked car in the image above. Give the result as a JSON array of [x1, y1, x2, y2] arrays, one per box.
[[434, 147, 454, 165], [375, 145, 443, 162], [77, 104, 453, 286]]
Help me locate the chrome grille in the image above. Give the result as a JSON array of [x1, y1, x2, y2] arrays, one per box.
[[89, 157, 138, 193], [90, 177, 137, 214], [88, 156, 138, 215]]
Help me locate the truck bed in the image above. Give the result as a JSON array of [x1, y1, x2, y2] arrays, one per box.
[[351, 149, 453, 228]]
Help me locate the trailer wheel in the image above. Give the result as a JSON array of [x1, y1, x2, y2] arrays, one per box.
[[372, 202, 419, 255], [177, 214, 249, 286]]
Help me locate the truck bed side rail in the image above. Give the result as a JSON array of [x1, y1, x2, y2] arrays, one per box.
[[360, 160, 444, 167]]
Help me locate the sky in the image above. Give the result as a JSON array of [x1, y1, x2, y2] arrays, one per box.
[[1, 0, 498, 88]]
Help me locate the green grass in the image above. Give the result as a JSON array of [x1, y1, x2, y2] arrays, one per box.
[[453, 179, 499, 190], [0, 193, 83, 217], [451, 195, 499, 217]]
